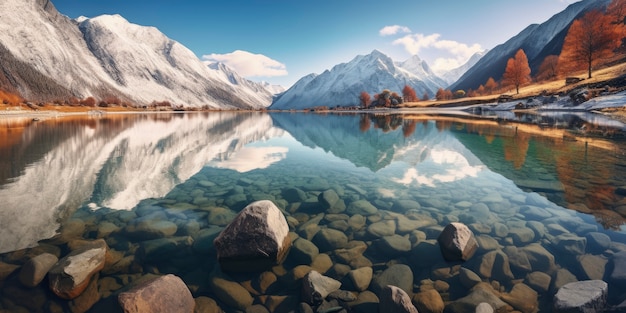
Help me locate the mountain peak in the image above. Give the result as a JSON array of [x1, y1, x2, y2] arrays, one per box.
[[270, 51, 445, 110]]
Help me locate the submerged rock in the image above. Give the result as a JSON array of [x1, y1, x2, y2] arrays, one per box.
[[371, 264, 413, 296], [437, 223, 478, 262], [553, 280, 608, 313], [379, 285, 418, 313], [48, 239, 107, 300], [213, 200, 291, 272], [118, 274, 194, 313], [412, 289, 444, 313], [19, 253, 58, 287], [301, 270, 341, 305]]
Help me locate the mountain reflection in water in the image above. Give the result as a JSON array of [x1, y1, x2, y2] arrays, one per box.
[[0, 112, 625, 254]]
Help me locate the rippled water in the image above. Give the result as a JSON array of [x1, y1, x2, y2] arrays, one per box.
[[1, 112, 626, 312]]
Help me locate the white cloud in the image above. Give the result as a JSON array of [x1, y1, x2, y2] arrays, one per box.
[[202, 50, 287, 77], [392, 33, 483, 74], [379, 25, 412, 36]]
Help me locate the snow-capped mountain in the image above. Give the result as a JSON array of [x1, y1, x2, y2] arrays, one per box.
[[207, 62, 278, 107], [260, 81, 286, 96], [440, 51, 487, 86], [395, 55, 447, 89], [0, 0, 270, 109], [451, 0, 610, 91], [270, 50, 445, 110]]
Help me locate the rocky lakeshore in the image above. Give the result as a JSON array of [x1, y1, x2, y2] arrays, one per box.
[[1, 163, 626, 313]]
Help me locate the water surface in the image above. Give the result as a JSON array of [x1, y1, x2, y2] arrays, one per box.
[[1, 112, 626, 312]]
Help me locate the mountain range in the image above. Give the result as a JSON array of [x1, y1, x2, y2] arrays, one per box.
[[0, 0, 610, 110], [451, 0, 611, 91], [0, 0, 276, 109], [270, 50, 449, 110]]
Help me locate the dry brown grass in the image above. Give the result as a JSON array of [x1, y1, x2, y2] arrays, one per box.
[[401, 61, 626, 108]]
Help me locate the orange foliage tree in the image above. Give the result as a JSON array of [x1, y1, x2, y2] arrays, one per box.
[[536, 55, 560, 82], [559, 10, 620, 78], [609, 0, 626, 40], [402, 85, 417, 102], [421, 92, 429, 101], [502, 49, 531, 94], [435, 88, 453, 101], [359, 91, 371, 108], [80, 97, 97, 107], [0, 89, 22, 105], [484, 77, 498, 95]]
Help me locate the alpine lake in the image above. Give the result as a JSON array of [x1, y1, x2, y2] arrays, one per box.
[[1, 111, 626, 313]]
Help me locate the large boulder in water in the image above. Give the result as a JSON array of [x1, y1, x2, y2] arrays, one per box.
[[213, 200, 291, 272], [437, 222, 478, 262]]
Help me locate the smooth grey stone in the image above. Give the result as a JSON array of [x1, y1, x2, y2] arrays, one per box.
[[554, 280, 608, 313]]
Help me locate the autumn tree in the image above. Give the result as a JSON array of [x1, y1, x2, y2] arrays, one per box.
[[477, 84, 486, 96], [402, 85, 417, 102], [421, 92, 429, 101], [80, 96, 96, 107], [536, 55, 560, 82], [502, 49, 531, 94], [559, 10, 620, 78], [359, 91, 371, 108], [484, 77, 498, 95], [435, 88, 445, 101]]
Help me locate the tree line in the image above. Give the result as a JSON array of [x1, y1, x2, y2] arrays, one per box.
[[473, 0, 625, 96], [365, 0, 626, 103]]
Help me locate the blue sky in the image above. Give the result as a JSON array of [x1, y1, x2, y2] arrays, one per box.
[[52, 0, 578, 87]]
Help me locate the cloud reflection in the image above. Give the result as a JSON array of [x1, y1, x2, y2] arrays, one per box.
[[392, 148, 484, 187], [209, 146, 288, 172]]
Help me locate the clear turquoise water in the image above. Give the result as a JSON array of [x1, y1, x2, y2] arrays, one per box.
[[1, 112, 626, 312]]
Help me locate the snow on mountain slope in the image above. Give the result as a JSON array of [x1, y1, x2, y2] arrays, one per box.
[[79, 14, 267, 108], [0, 0, 270, 108], [261, 81, 286, 95], [270, 50, 445, 110], [440, 51, 487, 86], [208, 62, 276, 107], [451, 0, 610, 91], [396, 55, 447, 90], [0, 0, 120, 97]]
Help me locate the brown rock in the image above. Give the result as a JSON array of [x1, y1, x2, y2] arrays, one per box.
[[380, 285, 418, 313], [412, 289, 444, 313], [0, 261, 20, 280], [213, 200, 291, 272], [69, 274, 100, 313], [19, 253, 58, 287], [48, 239, 107, 299], [500, 283, 538, 313], [194, 296, 222, 313], [209, 270, 253, 311], [348, 267, 373, 291], [118, 274, 194, 313], [437, 223, 478, 261], [301, 270, 341, 305]]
